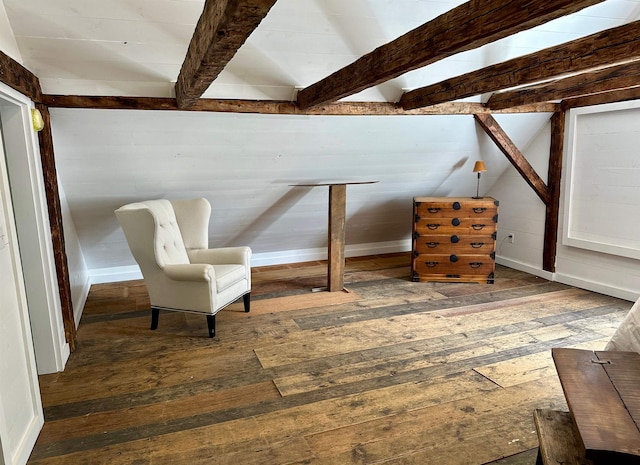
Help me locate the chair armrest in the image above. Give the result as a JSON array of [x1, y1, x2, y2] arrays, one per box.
[[188, 246, 252, 267], [163, 264, 213, 282]]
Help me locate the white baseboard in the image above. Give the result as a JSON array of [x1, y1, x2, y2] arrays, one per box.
[[250, 240, 412, 267], [72, 275, 92, 329], [88, 248, 637, 302], [88, 240, 412, 284], [554, 273, 638, 302], [497, 255, 638, 302], [89, 265, 143, 284], [495, 255, 555, 281], [12, 414, 44, 465]]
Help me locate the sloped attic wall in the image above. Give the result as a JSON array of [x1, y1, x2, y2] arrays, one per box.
[[50, 109, 551, 278]]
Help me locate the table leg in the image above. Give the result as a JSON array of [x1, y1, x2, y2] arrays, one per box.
[[328, 184, 346, 291]]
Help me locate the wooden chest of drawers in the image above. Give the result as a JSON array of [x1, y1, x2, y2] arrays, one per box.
[[411, 196, 498, 284]]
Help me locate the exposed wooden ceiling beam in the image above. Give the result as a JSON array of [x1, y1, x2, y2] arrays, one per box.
[[296, 0, 604, 110], [0, 49, 42, 102], [488, 60, 640, 110], [561, 85, 640, 110], [474, 113, 550, 204], [174, 0, 277, 109], [401, 19, 640, 110], [42, 95, 559, 115]]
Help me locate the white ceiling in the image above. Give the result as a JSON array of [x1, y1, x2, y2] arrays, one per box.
[[5, 0, 640, 102]]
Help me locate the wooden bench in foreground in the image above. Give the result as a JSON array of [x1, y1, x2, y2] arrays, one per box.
[[534, 409, 592, 465], [535, 349, 640, 465]]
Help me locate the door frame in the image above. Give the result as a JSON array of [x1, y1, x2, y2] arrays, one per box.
[[0, 85, 45, 465], [0, 82, 69, 374]]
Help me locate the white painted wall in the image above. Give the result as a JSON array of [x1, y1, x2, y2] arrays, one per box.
[[492, 109, 640, 302], [490, 117, 550, 273], [59, 182, 89, 327], [49, 108, 551, 289]]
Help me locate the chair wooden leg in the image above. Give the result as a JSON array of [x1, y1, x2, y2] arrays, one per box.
[[207, 314, 216, 338], [243, 293, 251, 313], [150, 308, 159, 330]]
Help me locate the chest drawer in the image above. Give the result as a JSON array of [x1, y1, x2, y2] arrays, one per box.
[[413, 233, 497, 254], [414, 198, 498, 219], [414, 217, 498, 235], [411, 197, 498, 284], [412, 253, 496, 282]]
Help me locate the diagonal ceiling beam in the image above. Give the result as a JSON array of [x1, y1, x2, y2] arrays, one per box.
[[474, 113, 550, 204], [488, 60, 640, 110], [175, 0, 277, 109], [401, 19, 640, 110], [296, 0, 604, 110]]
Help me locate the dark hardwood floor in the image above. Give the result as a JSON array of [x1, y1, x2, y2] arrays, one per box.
[[28, 253, 632, 464]]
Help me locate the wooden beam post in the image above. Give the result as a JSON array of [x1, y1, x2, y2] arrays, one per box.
[[328, 184, 347, 292], [36, 104, 77, 351], [543, 111, 565, 272]]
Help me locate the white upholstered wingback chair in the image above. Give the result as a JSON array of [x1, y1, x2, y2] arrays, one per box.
[[115, 198, 251, 337]]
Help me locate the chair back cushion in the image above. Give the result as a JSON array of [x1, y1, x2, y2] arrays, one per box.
[[171, 198, 211, 250], [115, 200, 189, 270]]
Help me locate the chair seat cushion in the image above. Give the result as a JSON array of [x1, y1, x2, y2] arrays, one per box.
[[212, 264, 247, 292]]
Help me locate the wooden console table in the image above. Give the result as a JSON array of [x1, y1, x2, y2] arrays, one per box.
[[546, 348, 640, 464], [290, 181, 377, 292]]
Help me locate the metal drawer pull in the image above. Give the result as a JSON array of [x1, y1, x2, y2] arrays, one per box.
[[470, 242, 484, 248], [451, 218, 461, 226], [426, 242, 439, 248], [427, 223, 440, 230], [450, 235, 460, 243], [473, 207, 487, 213], [452, 202, 461, 210], [469, 262, 483, 269], [449, 254, 459, 262], [425, 261, 438, 267], [427, 207, 440, 213], [471, 224, 486, 230]]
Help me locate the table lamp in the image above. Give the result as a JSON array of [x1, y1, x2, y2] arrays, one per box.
[[473, 160, 487, 199]]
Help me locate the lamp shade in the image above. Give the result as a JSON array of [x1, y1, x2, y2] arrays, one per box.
[[473, 161, 487, 173]]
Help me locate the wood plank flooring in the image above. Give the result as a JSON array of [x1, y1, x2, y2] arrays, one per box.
[[28, 253, 633, 464]]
